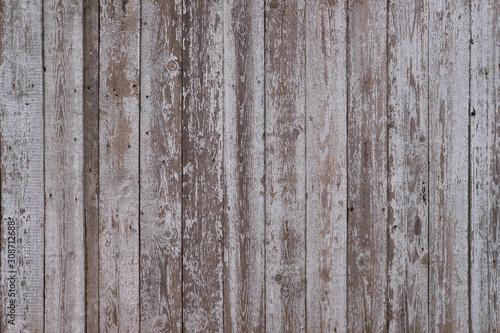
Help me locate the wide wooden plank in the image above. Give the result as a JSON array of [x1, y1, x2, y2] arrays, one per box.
[[140, 0, 183, 331], [98, 0, 140, 331], [223, 0, 265, 332], [265, 0, 306, 331], [0, 0, 44, 331], [224, 0, 265, 332], [181, 1, 224, 331], [387, 0, 429, 331], [43, 0, 85, 331], [305, 1, 347, 332], [82, 0, 100, 331], [346, 0, 388, 331], [428, 0, 470, 331], [470, 0, 500, 330]]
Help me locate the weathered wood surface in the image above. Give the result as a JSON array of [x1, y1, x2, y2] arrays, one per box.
[[223, 0, 265, 332], [181, 1, 224, 332], [1, 0, 499, 331], [44, 0, 85, 331], [0, 0, 45, 331], [470, 0, 500, 330], [347, 0, 388, 331], [98, 0, 141, 331], [139, 0, 183, 332], [428, 0, 470, 331], [387, 0, 429, 331], [305, 1, 347, 332], [265, 0, 306, 331]]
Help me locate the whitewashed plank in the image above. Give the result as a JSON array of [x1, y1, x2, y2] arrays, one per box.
[[346, 0, 388, 331], [0, 0, 44, 331], [265, 0, 306, 331], [428, 0, 470, 331], [305, 0, 347, 332], [140, 0, 183, 331], [43, 0, 85, 331], [181, 1, 225, 332], [223, 0, 266, 331], [470, 0, 500, 330], [387, 0, 429, 331], [98, 0, 140, 331]]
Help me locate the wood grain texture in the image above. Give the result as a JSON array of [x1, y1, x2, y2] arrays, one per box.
[[44, 0, 85, 331], [428, 0, 470, 331], [387, 0, 429, 331], [265, 0, 306, 331], [0, 0, 45, 331], [305, 1, 347, 332], [181, 1, 224, 332], [223, 0, 266, 332], [346, 0, 388, 331], [140, 0, 183, 331], [82, 0, 100, 331], [98, 0, 140, 331], [470, 0, 500, 330]]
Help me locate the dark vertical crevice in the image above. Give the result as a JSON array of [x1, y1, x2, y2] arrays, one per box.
[[180, 0, 185, 331], [467, 0, 473, 331], [345, 0, 350, 328], [426, 0, 431, 328], [303, 1, 308, 330], [137, 0, 142, 330], [263, 1, 267, 331], [385, 0, 391, 330], [41, 0, 46, 331]]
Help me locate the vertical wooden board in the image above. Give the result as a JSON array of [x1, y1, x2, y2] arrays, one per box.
[[223, 0, 265, 332], [305, 1, 347, 332], [470, 0, 500, 330], [428, 0, 470, 331], [43, 0, 85, 331], [346, 0, 388, 331], [387, 0, 429, 331], [182, 1, 224, 332], [140, 0, 183, 331], [0, 0, 44, 331], [265, 0, 306, 331], [83, 0, 100, 331], [98, 0, 140, 331]]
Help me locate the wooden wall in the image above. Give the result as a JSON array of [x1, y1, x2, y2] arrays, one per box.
[[0, 0, 498, 332]]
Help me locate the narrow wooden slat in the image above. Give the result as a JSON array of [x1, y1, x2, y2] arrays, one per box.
[[305, 0, 347, 332], [140, 0, 182, 331], [83, 0, 100, 331], [0, 0, 44, 331], [346, 0, 388, 331], [181, 1, 224, 331], [428, 0, 470, 330], [387, 0, 429, 331], [98, 0, 140, 331], [223, 0, 265, 331], [43, 0, 85, 331], [265, 0, 306, 331], [470, 0, 500, 330]]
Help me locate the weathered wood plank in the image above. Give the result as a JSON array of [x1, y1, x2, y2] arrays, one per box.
[[470, 0, 500, 330], [265, 0, 306, 331], [83, 0, 100, 331], [98, 0, 140, 331], [0, 0, 44, 331], [346, 0, 388, 331], [181, 1, 224, 332], [140, 0, 183, 331], [305, 1, 347, 332], [223, 0, 265, 332], [387, 0, 429, 331], [44, 0, 86, 331], [428, 0, 470, 331]]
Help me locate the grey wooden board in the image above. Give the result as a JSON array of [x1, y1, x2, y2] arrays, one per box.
[[470, 0, 500, 330], [44, 0, 86, 331], [0, 0, 45, 331], [0, 0, 499, 331]]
